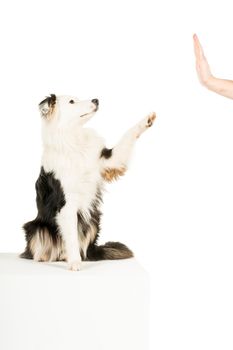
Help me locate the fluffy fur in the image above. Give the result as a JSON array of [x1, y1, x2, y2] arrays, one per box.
[[21, 94, 156, 270]]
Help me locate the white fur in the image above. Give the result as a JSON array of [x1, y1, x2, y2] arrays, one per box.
[[40, 95, 156, 270]]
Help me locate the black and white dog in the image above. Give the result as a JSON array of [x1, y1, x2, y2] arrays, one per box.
[[21, 95, 156, 270]]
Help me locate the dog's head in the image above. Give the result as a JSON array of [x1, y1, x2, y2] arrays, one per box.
[[39, 94, 99, 127]]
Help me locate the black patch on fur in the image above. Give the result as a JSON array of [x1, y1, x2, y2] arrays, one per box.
[[22, 169, 134, 262], [77, 211, 91, 236], [77, 188, 102, 239], [39, 94, 56, 108], [35, 167, 65, 222], [21, 167, 65, 258], [77, 188, 103, 259], [90, 187, 102, 233], [100, 147, 113, 159], [78, 188, 133, 261], [20, 247, 33, 259]]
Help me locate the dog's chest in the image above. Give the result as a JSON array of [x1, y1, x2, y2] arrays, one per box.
[[42, 132, 104, 204]]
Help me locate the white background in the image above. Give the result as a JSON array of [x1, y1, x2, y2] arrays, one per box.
[[0, 1, 233, 349]]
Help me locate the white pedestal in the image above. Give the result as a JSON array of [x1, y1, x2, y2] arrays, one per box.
[[0, 254, 149, 350]]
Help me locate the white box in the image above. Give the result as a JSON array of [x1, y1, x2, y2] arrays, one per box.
[[0, 254, 149, 350]]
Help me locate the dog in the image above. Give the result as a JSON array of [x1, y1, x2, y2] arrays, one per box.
[[21, 94, 156, 270]]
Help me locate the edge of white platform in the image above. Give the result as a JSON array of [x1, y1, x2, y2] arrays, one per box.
[[0, 253, 148, 278]]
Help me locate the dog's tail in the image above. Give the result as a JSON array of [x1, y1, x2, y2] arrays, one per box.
[[86, 241, 133, 261]]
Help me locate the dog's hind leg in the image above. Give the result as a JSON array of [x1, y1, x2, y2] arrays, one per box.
[[21, 220, 65, 262], [100, 112, 156, 182], [29, 228, 64, 262]]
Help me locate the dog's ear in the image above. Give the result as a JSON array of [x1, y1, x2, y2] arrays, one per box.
[[39, 94, 56, 118]]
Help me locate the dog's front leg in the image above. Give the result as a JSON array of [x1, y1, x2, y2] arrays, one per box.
[[100, 112, 156, 182], [56, 202, 81, 271]]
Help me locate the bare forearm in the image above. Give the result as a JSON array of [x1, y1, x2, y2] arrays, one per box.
[[205, 76, 233, 99]]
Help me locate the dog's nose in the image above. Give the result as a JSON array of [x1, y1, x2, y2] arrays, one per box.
[[92, 99, 99, 106]]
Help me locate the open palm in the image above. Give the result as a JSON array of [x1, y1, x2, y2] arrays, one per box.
[[193, 34, 212, 85]]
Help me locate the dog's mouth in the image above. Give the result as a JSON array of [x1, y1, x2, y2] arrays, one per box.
[[80, 107, 98, 118]]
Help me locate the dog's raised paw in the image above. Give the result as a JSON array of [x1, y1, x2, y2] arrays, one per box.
[[68, 260, 81, 271], [147, 112, 156, 127], [136, 112, 157, 138]]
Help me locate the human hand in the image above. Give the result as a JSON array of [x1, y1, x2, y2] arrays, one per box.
[[193, 34, 213, 86]]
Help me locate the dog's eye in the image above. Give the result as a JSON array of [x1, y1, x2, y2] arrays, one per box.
[[69, 100, 75, 104]]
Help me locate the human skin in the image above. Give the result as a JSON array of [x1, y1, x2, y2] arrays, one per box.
[[193, 34, 233, 99]]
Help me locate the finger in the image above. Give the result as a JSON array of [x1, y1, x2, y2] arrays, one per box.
[[193, 34, 205, 60], [193, 33, 202, 59]]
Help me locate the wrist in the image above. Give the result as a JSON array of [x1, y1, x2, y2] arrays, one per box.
[[201, 75, 215, 87], [203, 75, 216, 89]]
